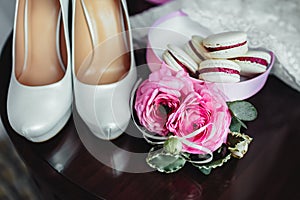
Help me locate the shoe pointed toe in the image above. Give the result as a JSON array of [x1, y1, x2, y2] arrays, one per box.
[[8, 92, 71, 142]]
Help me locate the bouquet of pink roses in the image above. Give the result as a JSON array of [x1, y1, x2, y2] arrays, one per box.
[[132, 63, 255, 174]]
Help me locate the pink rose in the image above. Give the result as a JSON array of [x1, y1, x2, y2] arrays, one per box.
[[167, 83, 231, 154], [134, 63, 194, 135]]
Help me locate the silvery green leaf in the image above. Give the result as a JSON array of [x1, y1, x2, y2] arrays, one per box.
[[229, 117, 242, 132], [228, 101, 258, 121], [235, 116, 247, 129], [199, 168, 212, 175], [192, 145, 231, 175], [194, 153, 231, 175], [146, 146, 186, 173]]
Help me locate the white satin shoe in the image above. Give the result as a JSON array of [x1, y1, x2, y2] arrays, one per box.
[[72, 0, 137, 140], [7, 0, 72, 142]]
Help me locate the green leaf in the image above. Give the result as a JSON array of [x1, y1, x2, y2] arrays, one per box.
[[192, 145, 231, 175], [228, 101, 258, 121], [146, 146, 186, 173], [199, 168, 212, 175], [194, 153, 231, 175], [229, 117, 242, 132], [235, 116, 248, 129]]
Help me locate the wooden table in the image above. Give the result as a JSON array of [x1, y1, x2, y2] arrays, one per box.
[[1, 1, 300, 199]]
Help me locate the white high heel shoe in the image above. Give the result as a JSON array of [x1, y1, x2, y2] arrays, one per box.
[[7, 0, 72, 142], [72, 0, 137, 140]]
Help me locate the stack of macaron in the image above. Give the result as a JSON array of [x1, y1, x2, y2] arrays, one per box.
[[162, 31, 271, 83]]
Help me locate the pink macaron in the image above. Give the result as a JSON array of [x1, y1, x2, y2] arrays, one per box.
[[231, 50, 271, 77], [198, 59, 241, 83], [202, 31, 248, 59]]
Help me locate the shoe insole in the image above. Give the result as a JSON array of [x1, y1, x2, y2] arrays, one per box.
[[75, 0, 130, 85], [15, 0, 66, 86]]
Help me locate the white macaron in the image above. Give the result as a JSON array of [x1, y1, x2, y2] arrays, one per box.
[[198, 59, 241, 83], [184, 35, 209, 63], [203, 31, 248, 59], [231, 50, 271, 77], [163, 44, 198, 75]]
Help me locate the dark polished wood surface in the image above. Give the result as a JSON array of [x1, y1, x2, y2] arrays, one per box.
[[1, 1, 300, 200]]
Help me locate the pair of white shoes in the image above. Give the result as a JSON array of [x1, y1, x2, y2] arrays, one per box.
[[7, 0, 136, 142]]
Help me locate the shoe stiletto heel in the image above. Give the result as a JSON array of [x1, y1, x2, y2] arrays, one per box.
[[72, 0, 137, 140], [7, 0, 72, 142]]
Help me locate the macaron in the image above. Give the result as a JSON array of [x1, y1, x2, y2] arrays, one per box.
[[184, 35, 209, 63], [163, 44, 198, 74], [231, 50, 271, 77], [203, 31, 248, 59], [198, 59, 241, 83]]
